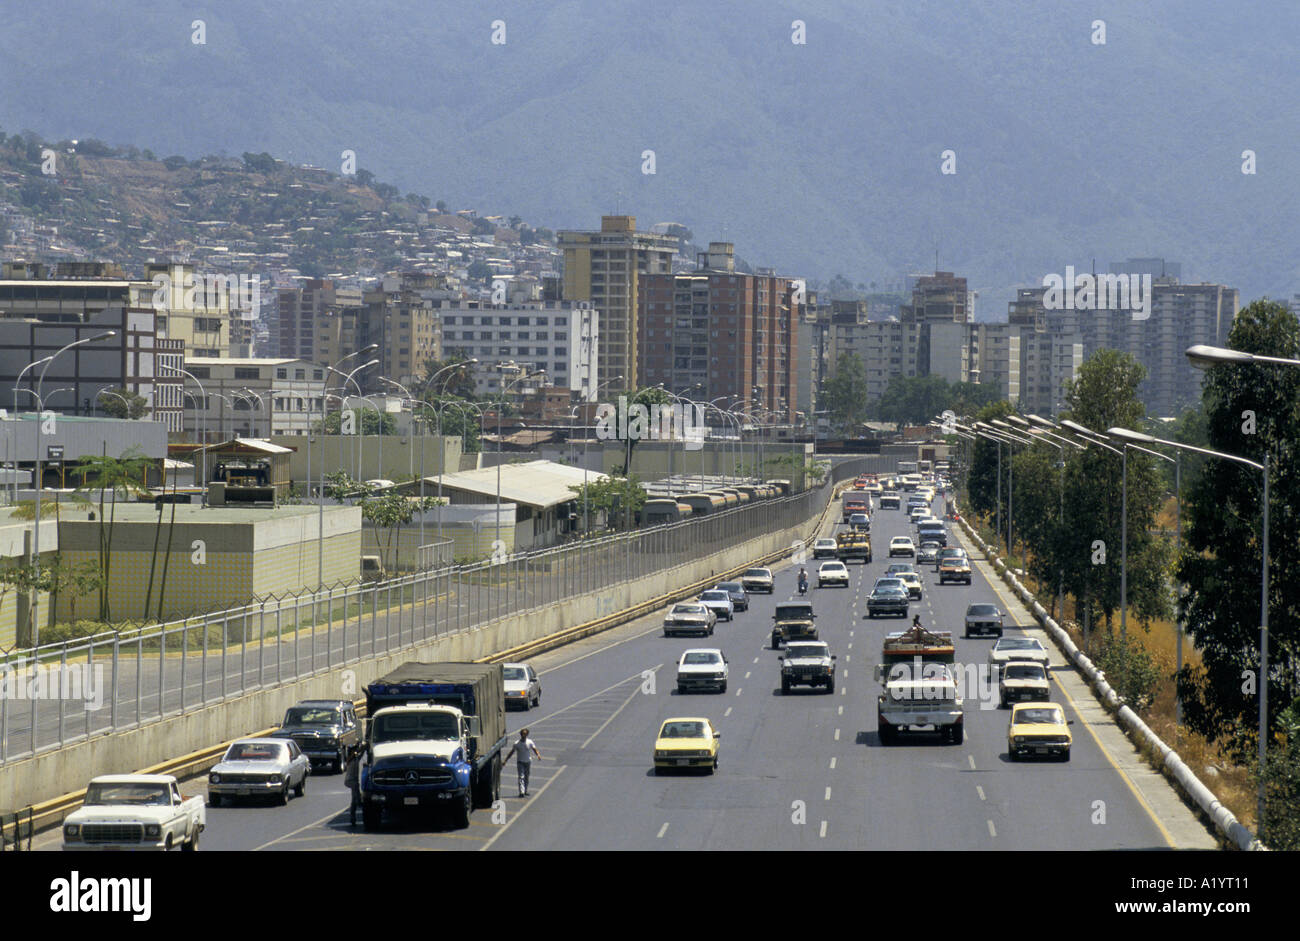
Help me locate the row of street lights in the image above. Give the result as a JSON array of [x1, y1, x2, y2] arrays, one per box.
[[939, 342, 1299, 830]]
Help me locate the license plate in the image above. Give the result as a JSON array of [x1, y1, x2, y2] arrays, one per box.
[[236, 787, 250, 796], [1034, 746, 1048, 754], [676, 759, 690, 766], [404, 796, 419, 805]]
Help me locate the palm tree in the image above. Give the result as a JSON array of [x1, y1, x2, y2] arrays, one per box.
[[72, 447, 153, 621]]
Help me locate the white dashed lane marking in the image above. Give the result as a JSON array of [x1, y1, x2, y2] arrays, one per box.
[[657, 822, 669, 839]]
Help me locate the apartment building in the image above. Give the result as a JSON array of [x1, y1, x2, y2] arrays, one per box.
[[436, 298, 599, 400], [0, 263, 183, 429], [558, 215, 677, 390], [183, 357, 328, 440], [1040, 272, 1237, 417], [357, 274, 444, 391], [637, 243, 801, 423]]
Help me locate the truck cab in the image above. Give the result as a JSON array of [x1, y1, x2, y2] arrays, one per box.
[[359, 662, 507, 831]]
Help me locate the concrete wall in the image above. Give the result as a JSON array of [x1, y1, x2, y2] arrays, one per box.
[[0, 487, 830, 809], [270, 434, 463, 486], [54, 506, 362, 621]]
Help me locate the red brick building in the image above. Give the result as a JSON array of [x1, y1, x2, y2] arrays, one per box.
[[637, 243, 800, 423]]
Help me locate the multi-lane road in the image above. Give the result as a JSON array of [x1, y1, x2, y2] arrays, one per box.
[[31, 486, 1218, 851]]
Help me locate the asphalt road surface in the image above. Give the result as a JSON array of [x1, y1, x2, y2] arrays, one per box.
[[30, 487, 1218, 851]]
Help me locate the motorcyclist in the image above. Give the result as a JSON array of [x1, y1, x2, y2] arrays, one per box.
[[797, 567, 808, 593]]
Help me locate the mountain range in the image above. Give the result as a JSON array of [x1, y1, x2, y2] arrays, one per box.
[[2, 0, 1298, 314]]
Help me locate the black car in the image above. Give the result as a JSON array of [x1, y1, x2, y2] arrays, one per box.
[[269, 699, 361, 772], [715, 581, 749, 612]]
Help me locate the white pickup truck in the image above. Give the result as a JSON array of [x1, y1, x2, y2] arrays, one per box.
[[62, 774, 205, 851]]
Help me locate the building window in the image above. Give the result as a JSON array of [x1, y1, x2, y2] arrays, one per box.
[[276, 368, 288, 379], [234, 367, 260, 380]]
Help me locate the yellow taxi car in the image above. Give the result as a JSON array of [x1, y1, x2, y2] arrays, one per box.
[[654, 717, 720, 774], [1007, 702, 1073, 761]]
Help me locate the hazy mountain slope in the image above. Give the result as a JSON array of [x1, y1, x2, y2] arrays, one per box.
[[2, 0, 1297, 307]]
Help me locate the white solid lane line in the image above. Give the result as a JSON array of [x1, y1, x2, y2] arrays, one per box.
[[480, 765, 569, 852]]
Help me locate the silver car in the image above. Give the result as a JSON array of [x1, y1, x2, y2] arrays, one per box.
[[503, 662, 541, 710], [208, 739, 310, 806]]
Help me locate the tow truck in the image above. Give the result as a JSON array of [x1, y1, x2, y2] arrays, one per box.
[[875, 624, 964, 744]]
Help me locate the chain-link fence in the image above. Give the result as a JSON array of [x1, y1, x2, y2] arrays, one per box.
[[0, 457, 877, 764]]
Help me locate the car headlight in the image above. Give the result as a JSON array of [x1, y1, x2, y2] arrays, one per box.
[[209, 772, 220, 784], [144, 824, 161, 839], [64, 824, 79, 839], [1014, 736, 1025, 743]]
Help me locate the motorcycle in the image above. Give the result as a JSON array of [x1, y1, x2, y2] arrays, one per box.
[[797, 575, 808, 595]]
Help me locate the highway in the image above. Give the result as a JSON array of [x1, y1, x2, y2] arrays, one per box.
[[29, 484, 1219, 851]]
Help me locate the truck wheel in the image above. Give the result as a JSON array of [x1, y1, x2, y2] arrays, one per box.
[[182, 828, 199, 852], [1060, 749, 1071, 763], [473, 756, 500, 808], [826, 679, 835, 694], [771, 632, 781, 649], [719, 682, 727, 694], [363, 804, 381, 830], [948, 724, 964, 745], [453, 791, 472, 829], [208, 794, 221, 808], [878, 724, 893, 745]]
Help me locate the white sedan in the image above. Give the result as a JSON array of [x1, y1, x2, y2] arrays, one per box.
[[817, 561, 850, 587], [888, 537, 915, 557]]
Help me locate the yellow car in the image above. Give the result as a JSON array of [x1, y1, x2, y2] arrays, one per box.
[[1007, 702, 1073, 761], [654, 717, 720, 774]]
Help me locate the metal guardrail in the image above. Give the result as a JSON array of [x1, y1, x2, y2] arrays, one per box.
[[0, 457, 876, 765], [955, 505, 1263, 851], [0, 806, 32, 851]]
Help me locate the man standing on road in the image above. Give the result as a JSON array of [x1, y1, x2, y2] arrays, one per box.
[[344, 744, 362, 826], [505, 728, 542, 797]]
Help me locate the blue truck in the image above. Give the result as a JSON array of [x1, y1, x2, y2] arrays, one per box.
[[359, 662, 508, 830]]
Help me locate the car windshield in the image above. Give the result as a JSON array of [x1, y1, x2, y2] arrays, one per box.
[[888, 565, 913, 573], [998, 638, 1041, 650], [682, 652, 720, 665], [1005, 664, 1045, 680], [673, 604, 704, 614], [787, 645, 828, 658], [1016, 708, 1064, 725], [874, 578, 904, 588], [503, 667, 527, 681], [224, 742, 286, 762], [371, 712, 459, 744], [744, 569, 770, 578], [776, 605, 814, 619], [660, 721, 706, 739], [821, 563, 844, 570], [83, 783, 170, 806], [967, 605, 999, 616], [816, 539, 835, 547], [283, 707, 339, 726], [700, 591, 728, 601], [717, 583, 742, 593], [874, 587, 906, 597]]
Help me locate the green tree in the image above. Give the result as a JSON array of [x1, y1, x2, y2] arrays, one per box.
[[421, 355, 477, 400], [312, 408, 396, 436], [97, 386, 148, 419], [72, 447, 152, 621], [1175, 299, 1300, 760], [568, 476, 647, 531], [873, 374, 951, 428], [965, 400, 1014, 521], [1057, 350, 1171, 633], [359, 492, 441, 570], [417, 400, 481, 453], [823, 353, 869, 434]]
